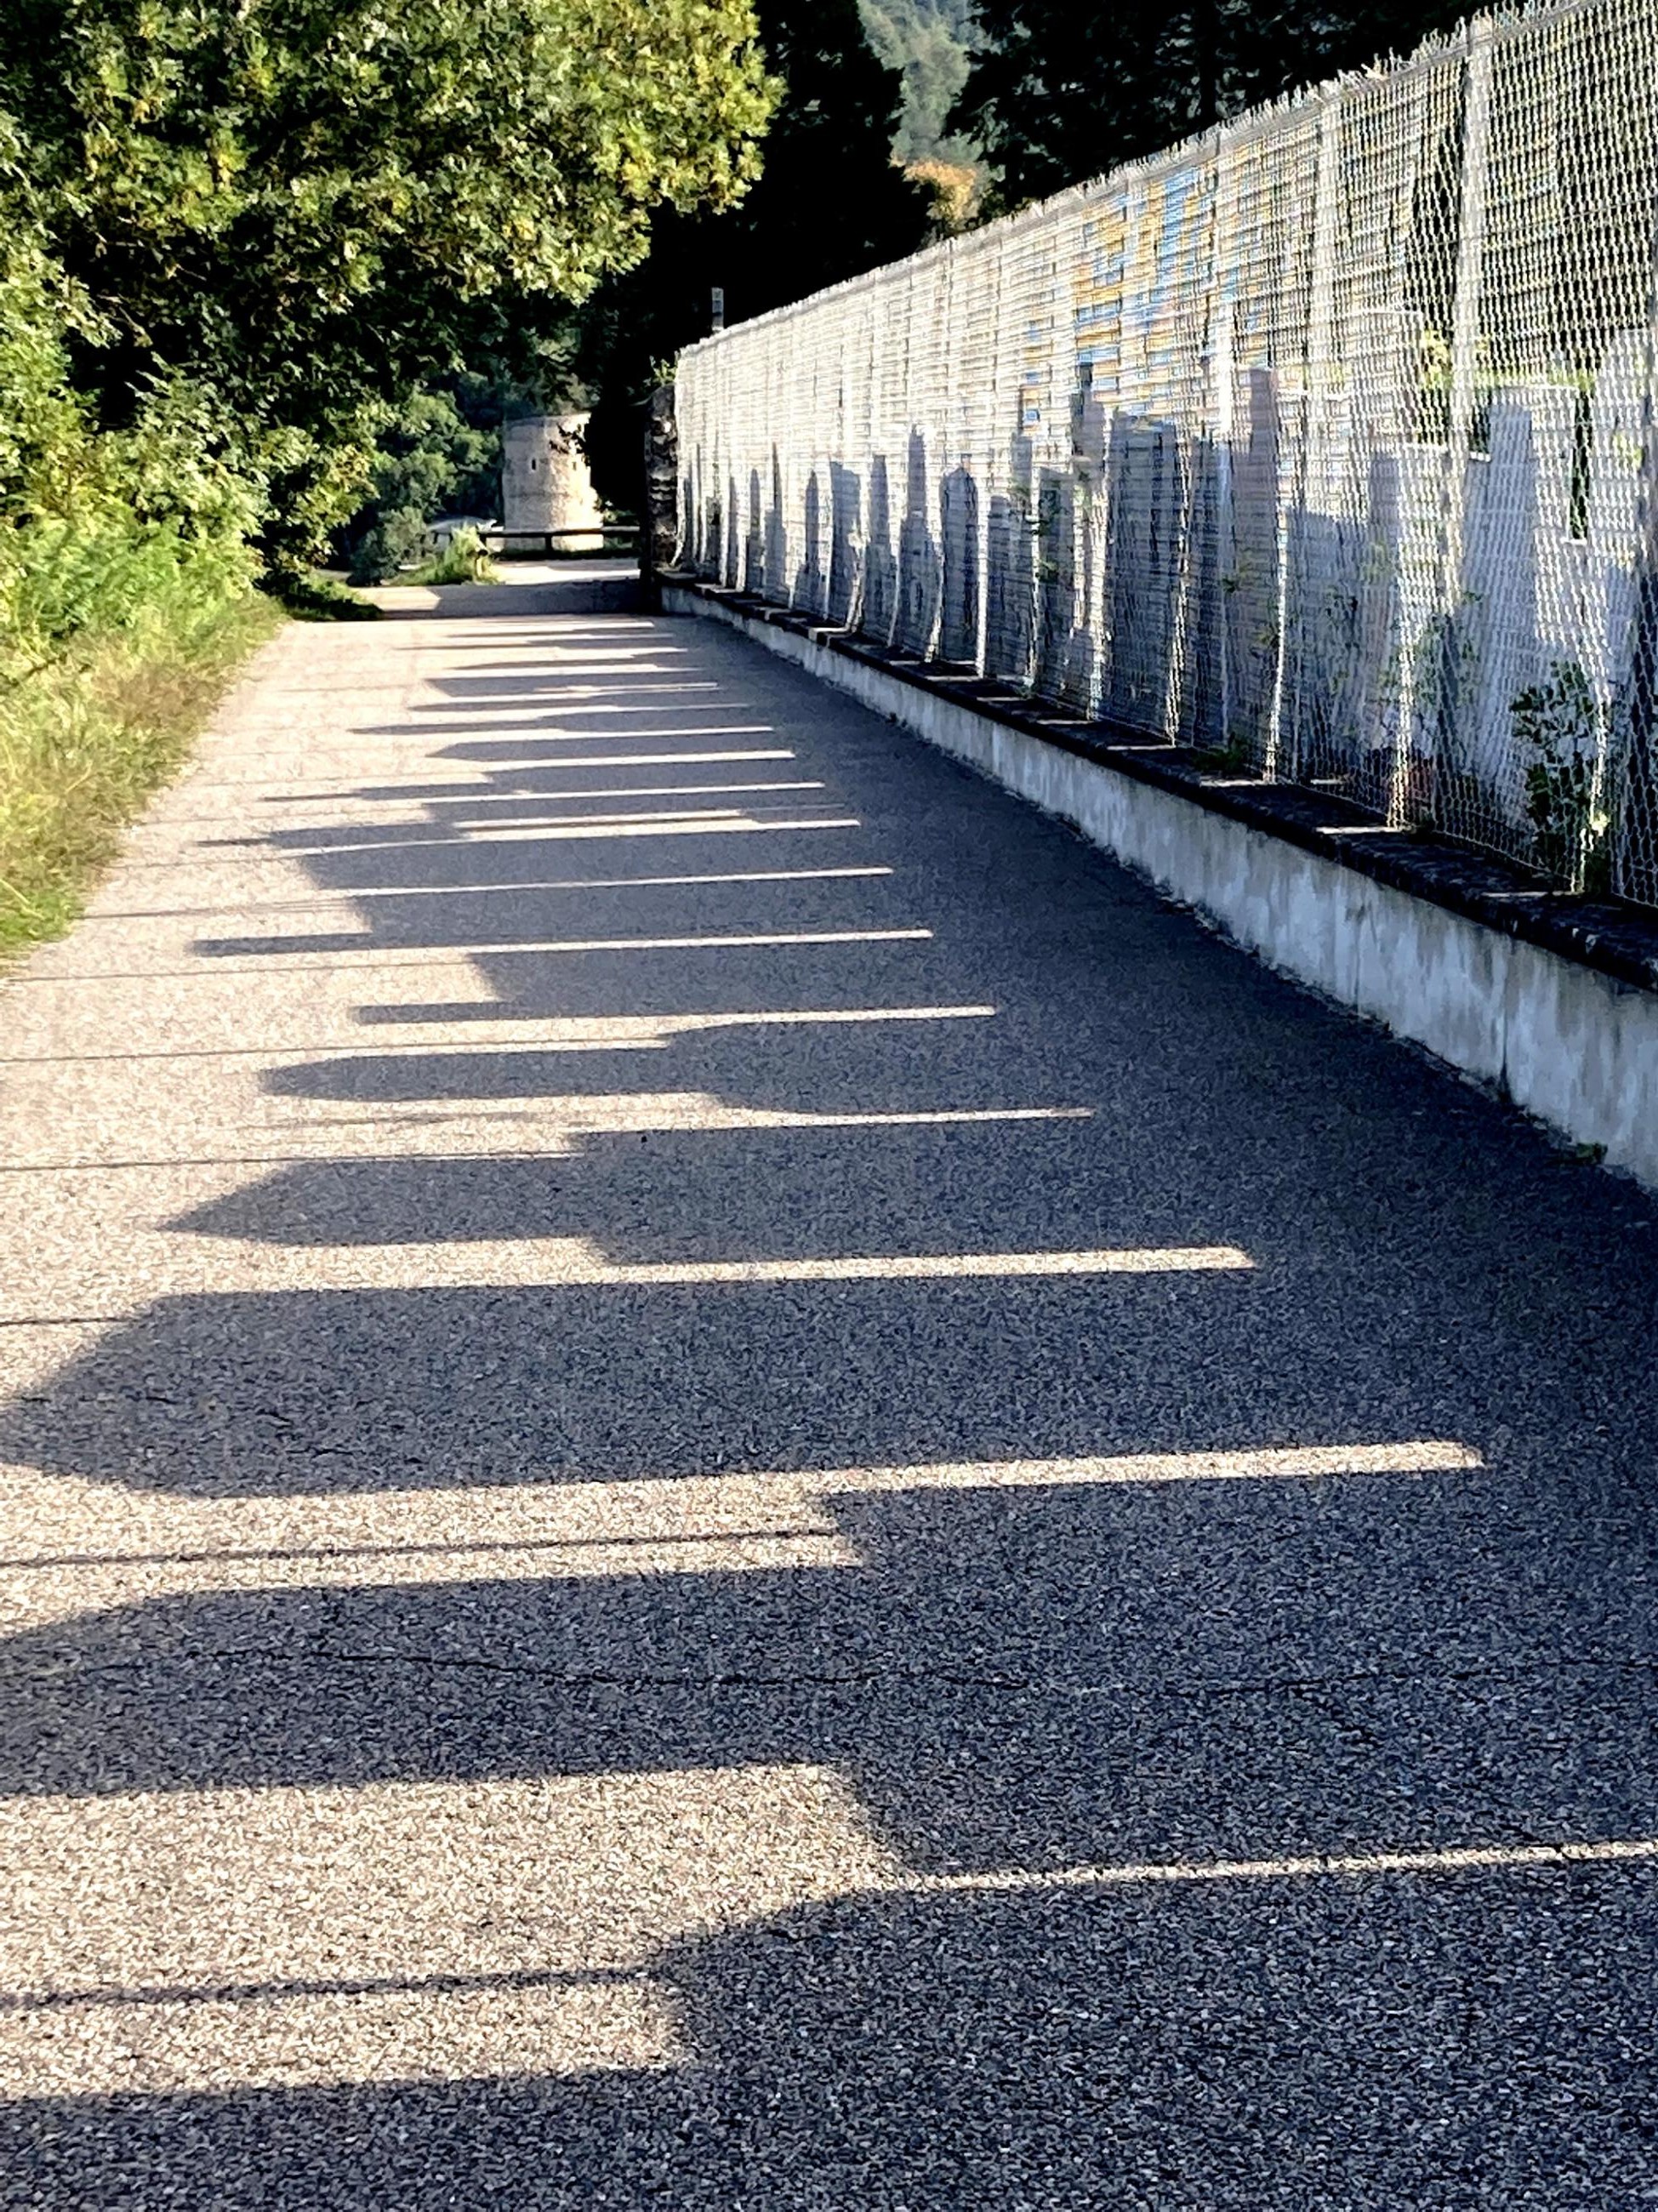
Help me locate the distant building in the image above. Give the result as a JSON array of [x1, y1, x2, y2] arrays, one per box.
[[500, 413, 605, 550]]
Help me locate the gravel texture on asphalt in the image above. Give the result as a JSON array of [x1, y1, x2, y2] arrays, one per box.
[[3, 566, 1656, 2208]]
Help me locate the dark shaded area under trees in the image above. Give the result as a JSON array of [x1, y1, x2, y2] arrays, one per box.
[[578, 0, 937, 516], [951, 0, 1476, 209]]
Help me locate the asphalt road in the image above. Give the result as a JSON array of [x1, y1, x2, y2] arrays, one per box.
[[2, 564, 1655, 2208]]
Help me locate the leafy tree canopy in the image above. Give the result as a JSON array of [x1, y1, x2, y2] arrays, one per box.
[[1, 0, 777, 556], [860, 0, 977, 163], [578, 0, 934, 506], [952, 0, 1467, 210]]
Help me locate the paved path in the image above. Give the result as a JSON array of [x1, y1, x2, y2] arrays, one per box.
[[3, 568, 1656, 2207]]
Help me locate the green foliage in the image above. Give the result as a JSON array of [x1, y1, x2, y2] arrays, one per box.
[[340, 378, 516, 584], [0, 584, 280, 958], [401, 527, 500, 586], [0, 171, 270, 954], [859, 0, 977, 162], [1513, 659, 1615, 892], [953, 0, 1471, 209], [373, 391, 501, 531], [0, 152, 258, 654], [271, 573, 381, 620], [580, 0, 933, 510], [3, 0, 777, 562], [348, 507, 432, 587], [0, 180, 91, 510], [0, 0, 778, 944], [907, 156, 983, 230]]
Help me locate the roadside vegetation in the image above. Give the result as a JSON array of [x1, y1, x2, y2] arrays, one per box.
[[0, 0, 776, 959], [0, 184, 271, 956], [400, 529, 501, 589], [0, 594, 281, 961], [0, 0, 1479, 962]]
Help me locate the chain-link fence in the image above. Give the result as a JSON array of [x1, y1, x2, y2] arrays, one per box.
[[675, 0, 1658, 907]]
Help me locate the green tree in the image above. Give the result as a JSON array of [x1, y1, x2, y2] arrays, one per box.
[[0, 119, 256, 641], [861, 0, 978, 164], [952, 0, 1467, 209], [339, 376, 520, 584], [579, 0, 933, 509], [2, 0, 777, 561]]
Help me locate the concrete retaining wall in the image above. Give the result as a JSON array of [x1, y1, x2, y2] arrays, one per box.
[[665, 584, 1658, 1191]]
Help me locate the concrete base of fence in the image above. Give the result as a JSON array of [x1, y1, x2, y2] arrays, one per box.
[[664, 580, 1658, 1193]]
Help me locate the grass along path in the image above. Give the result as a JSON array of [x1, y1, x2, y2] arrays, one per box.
[[0, 590, 284, 963]]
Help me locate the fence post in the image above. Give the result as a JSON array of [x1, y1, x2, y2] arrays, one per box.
[[1615, 142, 1658, 904], [1442, 22, 1494, 584], [1391, 21, 1494, 826], [1211, 234, 1235, 751], [1280, 86, 1343, 784]]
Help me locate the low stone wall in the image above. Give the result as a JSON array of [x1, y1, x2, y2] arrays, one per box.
[[664, 578, 1658, 1193]]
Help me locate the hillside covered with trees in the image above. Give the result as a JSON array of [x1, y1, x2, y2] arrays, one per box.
[[860, 0, 977, 163], [951, 0, 1470, 208]]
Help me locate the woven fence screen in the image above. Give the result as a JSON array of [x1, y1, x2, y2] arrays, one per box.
[[675, 0, 1658, 905]]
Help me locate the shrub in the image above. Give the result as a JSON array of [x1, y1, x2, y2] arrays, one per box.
[[0, 191, 270, 955], [402, 527, 500, 586]]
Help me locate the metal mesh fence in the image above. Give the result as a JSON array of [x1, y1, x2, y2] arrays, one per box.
[[675, 0, 1658, 905]]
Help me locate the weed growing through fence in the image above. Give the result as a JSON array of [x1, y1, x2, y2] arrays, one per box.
[[1512, 658, 1615, 892], [1191, 733, 1259, 774]]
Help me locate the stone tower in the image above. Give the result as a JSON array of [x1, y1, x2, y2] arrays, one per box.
[[500, 413, 605, 550]]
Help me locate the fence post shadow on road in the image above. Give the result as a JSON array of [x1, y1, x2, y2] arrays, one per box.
[[4, 573, 1658, 2199]]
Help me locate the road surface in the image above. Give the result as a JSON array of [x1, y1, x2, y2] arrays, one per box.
[[2, 566, 1655, 2206]]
